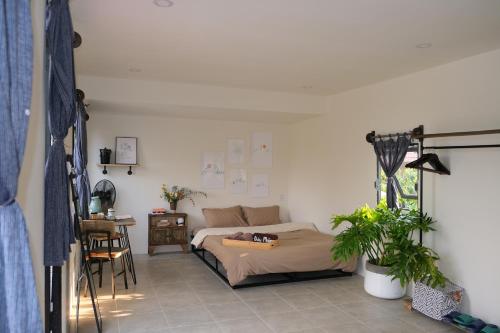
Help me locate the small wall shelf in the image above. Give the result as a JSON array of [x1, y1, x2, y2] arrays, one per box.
[[97, 163, 138, 175]]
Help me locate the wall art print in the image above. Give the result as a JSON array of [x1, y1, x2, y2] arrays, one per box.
[[201, 152, 225, 189], [251, 132, 272, 168]]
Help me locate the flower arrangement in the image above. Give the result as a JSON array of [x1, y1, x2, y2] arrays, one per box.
[[160, 184, 207, 210]]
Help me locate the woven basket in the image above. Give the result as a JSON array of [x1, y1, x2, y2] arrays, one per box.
[[412, 281, 464, 320]]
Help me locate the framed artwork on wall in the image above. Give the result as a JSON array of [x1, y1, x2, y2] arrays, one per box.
[[115, 137, 138, 165], [201, 152, 225, 189], [230, 169, 247, 194], [251, 173, 269, 197], [251, 132, 272, 168], [227, 139, 245, 164]]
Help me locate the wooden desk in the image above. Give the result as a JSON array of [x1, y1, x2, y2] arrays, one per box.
[[114, 218, 136, 227], [82, 217, 137, 284]]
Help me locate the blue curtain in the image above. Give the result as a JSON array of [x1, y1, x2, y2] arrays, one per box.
[[73, 98, 91, 219], [0, 0, 43, 331], [44, 0, 77, 266]]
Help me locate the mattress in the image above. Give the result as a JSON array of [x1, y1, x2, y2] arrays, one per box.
[[196, 226, 357, 286]]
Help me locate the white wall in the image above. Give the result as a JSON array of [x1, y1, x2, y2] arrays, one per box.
[[86, 113, 291, 254], [288, 49, 500, 323]]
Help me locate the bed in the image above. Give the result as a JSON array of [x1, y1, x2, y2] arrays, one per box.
[[191, 222, 357, 288]]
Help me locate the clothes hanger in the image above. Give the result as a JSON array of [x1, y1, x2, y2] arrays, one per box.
[[405, 153, 451, 175]]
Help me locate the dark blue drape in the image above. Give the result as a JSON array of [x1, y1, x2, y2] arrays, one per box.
[[0, 0, 43, 331], [44, 0, 77, 266], [73, 99, 90, 219], [373, 134, 412, 209]]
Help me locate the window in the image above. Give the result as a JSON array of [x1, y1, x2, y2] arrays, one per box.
[[376, 147, 419, 210]]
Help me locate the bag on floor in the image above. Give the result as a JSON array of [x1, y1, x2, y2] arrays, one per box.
[[412, 281, 464, 320]]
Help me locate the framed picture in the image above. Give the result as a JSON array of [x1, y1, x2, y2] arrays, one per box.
[[201, 152, 225, 189], [115, 137, 137, 165]]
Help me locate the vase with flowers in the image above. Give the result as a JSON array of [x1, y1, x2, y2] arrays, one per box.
[[160, 184, 207, 212]]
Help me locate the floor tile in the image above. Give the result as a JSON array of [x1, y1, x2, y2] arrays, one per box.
[[78, 318, 119, 333], [302, 305, 356, 328], [205, 301, 254, 321], [157, 289, 201, 309], [322, 323, 372, 333], [116, 296, 162, 316], [233, 286, 277, 300], [73, 253, 457, 333], [260, 311, 320, 333], [271, 283, 313, 296], [338, 301, 396, 321], [168, 323, 221, 333], [280, 292, 329, 310], [366, 318, 425, 333], [196, 289, 239, 304], [318, 288, 366, 305], [118, 311, 168, 333], [164, 304, 214, 327], [244, 297, 295, 315], [217, 317, 273, 333]]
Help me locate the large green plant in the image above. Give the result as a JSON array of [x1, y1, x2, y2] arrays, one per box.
[[331, 204, 446, 288]]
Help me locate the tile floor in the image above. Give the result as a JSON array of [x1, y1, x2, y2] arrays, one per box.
[[76, 253, 461, 333]]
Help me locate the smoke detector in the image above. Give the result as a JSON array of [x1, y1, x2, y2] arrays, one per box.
[[153, 0, 174, 7], [416, 43, 432, 49]]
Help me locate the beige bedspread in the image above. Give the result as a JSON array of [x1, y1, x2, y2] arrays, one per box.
[[201, 229, 357, 286]]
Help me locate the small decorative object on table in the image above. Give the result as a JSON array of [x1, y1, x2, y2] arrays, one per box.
[[412, 280, 464, 320], [152, 208, 167, 215], [160, 184, 207, 212], [89, 196, 102, 214], [106, 208, 116, 220]]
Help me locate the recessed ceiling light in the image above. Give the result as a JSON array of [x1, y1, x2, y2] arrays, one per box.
[[416, 43, 432, 49], [153, 0, 174, 7]]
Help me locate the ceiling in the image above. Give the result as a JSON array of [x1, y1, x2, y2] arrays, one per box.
[[71, 0, 500, 95]]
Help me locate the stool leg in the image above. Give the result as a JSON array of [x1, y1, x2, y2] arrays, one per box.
[[110, 258, 116, 299], [98, 260, 103, 288], [121, 255, 128, 289], [121, 226, 137, 284], [85, 261, 102, 333]]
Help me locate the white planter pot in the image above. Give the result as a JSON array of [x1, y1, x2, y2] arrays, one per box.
[[364, 261, 406, 299]]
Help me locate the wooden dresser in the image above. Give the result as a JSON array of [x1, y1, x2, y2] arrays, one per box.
[[148, 213, 188, 255]]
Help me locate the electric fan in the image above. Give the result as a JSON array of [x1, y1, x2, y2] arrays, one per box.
[[92, 179, 116, 212]]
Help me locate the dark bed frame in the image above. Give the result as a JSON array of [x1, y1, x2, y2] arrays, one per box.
[[191, 243, 352, 289]]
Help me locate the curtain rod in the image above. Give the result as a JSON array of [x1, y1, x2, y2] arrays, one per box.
[[424, 144, 500, 150], [367, 127, 500, 143], [413, 129, 500, 139]]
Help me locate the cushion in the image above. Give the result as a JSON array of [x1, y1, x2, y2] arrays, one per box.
[[242, 205, 281, 226], [202, 206, 248, 228]]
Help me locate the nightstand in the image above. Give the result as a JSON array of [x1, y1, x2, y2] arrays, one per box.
[[148, 213, 188, 255]]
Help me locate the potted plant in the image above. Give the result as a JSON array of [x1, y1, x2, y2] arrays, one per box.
[[331, 203, 446, 299], [160, 184, 207, 212]]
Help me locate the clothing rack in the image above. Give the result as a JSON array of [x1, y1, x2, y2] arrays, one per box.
[[366, 125, 500, 244]]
